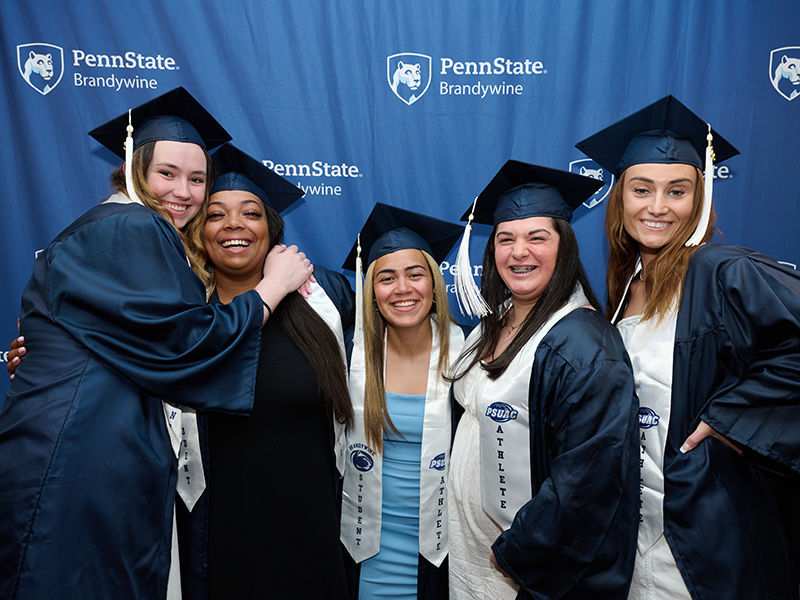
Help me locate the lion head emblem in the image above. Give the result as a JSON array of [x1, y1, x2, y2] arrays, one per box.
[[773, 54, 800, 100], [23, 51, 54, 82], [392, 62, 422, 93]]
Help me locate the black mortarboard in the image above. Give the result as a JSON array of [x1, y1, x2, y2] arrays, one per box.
[[463, 160, 604, 226], [211, 144, 304, 214], [575, 95, 738, 177], [88, 87, 231, 158], [342, 203, 463, 270]]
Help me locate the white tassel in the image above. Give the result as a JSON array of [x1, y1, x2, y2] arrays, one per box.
[[124, 109, 144, 206], [686, 124, 714, 247], [353, 234, 364, 340], [453, 196, 491, 318]]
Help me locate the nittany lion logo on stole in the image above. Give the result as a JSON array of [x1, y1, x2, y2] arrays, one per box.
[[568, 158, 614, 209], [387, 53, 431, 105], [17, 43, 64, 96], [769, 46, 800, 101]]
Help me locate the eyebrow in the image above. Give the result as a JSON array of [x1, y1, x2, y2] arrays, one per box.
[[207, 199, 262, 208], [152, 161, 206, 175], [629, 176, 694, 185], [375, 263, 427, 276], [496, 228, 551, 237]]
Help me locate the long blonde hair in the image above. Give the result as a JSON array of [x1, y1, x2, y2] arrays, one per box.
[[361, 250, 453, 452], [110, 141, 214, 287], [605, 166, 714, 322]]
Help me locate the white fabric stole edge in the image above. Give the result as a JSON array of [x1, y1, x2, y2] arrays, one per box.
[[477, 285, 589, 530], [303, 280, 349, 475], [340, 317, 463, 566]]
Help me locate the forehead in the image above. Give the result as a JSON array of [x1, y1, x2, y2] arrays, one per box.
[[208, 189, 264, 208], [373, 247, 429, 272], [151, 139, 207, 168], [624, 162, 697, 182], [495, 215, 556, 234]]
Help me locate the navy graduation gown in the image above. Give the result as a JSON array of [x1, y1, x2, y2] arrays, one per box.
[[0, 202, 263, 600], [491, 309, 639, 599], [662, 244, 800, 599]]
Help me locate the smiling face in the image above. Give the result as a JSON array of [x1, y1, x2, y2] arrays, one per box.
[[621, 162, 697, 264], [493, 216, 560, 307], [372, 248, 434, 331], [203, 190, 270, 281], [145, 140, 208, 229]]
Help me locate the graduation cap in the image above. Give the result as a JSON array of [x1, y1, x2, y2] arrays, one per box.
[[453, 160, 603, 318], [211, 143, 304, 214], [342, 202, 463, 339], [575, 95, 739, 247], [88, 86, 231, 159], [462, 160, 604, 226], [342, 202, 463, 270], [575, 95, 738, 177]]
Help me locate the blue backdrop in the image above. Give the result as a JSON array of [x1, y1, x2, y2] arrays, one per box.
[[2, 0, 799, 404]]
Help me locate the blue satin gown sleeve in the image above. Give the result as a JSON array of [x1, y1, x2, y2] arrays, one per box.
[[691, 248, 800, 475], [491, 310, 639, 599], [31, 204, 263, 410]]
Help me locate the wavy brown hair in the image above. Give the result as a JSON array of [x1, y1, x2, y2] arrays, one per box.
[[362, 250, 454, 452], [110, 141, 214, 287], [605, 166, 714, 322]]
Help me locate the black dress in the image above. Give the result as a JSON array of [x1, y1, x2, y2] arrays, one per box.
[[205, 318, 348, 599]]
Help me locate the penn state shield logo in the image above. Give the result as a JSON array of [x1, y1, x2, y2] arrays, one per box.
[[17, 43, 64, 96], [387, 53, 431, 105], [769, 46, 800, 101], [351, 449, 374, 472], [569, 158, 614, 209]]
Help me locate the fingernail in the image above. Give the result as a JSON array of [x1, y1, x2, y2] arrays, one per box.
[[679, 444, 689, 454]]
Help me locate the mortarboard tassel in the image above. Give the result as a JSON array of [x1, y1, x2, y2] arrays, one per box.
[[124, 110, 144, 206], [353, 234, 364, 340], [686, 124, 715, 247], [453, 196, 491, 318]]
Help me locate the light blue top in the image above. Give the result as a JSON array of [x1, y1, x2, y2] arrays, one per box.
[[359, 392, 426, 600]]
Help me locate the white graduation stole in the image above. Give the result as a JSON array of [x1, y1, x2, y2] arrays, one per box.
[[476, 287, 588, 530], [613, 262, 678, 554], [303, 280, 349, 475], [341, 317, 463, 566]]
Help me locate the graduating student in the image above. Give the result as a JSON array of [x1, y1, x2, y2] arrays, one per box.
[[576, 96, 800, 600], [447, 161, 639, 599], [0, 89, 312, 599], [176, 144, 353, 599], [340, 203, 465, 600]]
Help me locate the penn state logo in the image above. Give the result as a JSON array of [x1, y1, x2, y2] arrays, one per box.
[[485, 402, 519, 423], [568, 158, 614, 209], [769, 46, 800, 101], [387, 53, 432, 105], [351, 449, 374, 472], [17, 43, 64, 96], [429, 452, 446, 471], [638, 407, 660, 429]]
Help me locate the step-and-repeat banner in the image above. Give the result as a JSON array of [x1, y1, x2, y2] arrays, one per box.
[[2, 1, 799, 404]]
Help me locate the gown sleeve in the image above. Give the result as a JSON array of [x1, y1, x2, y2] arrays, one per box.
[[697, 251, 800, 475], [491, 312, 639, 599], [39, 207, 263, 410]]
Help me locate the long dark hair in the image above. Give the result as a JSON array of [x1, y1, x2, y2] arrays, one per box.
[[450, 217, 600, 381], [212, 201, 353, 426]]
